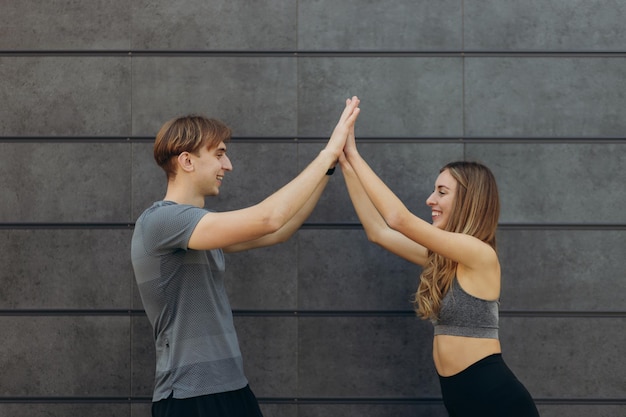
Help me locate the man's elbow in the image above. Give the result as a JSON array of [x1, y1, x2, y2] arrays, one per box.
[[262, 216, 284, 235], [264, 207, 294, 235]]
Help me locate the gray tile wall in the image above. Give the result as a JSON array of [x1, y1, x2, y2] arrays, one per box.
[[1, 1, 624, 416]]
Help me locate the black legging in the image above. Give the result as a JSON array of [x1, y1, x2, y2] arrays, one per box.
[[438, 353, 540, 417]]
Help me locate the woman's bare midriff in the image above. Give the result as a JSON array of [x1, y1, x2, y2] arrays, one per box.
[[433, 334, 502, 377]]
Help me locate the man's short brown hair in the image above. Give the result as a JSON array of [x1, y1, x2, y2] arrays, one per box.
[[153, 115, 232, 179]]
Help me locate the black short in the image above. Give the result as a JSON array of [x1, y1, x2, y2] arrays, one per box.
[[152, 385, 264, 417], [438, 354, 540, 417]]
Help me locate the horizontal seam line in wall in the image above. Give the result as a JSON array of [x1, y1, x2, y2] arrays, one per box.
[[0, 223, 625, 230], [1, 50, 626, 57], [1, 137, 625, 144], [0, 310, 624, 318], [0, 223, 135, 229], [264, 397, 626, 406], [302, 224, 626, 231], [0, 397, 624, 405]]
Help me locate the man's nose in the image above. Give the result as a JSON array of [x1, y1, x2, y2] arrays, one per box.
[[223, 155, 233, 171]]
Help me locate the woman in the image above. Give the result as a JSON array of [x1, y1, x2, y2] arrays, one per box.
[[340, 125, 539, 416]]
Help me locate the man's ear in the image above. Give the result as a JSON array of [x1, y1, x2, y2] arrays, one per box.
[[177, 152, 195, 173]]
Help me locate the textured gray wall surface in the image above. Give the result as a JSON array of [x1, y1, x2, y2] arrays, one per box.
[[1, 1, 625, 416]]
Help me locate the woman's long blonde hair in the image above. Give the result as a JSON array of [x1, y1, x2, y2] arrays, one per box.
[[414, 161, 500, 320]]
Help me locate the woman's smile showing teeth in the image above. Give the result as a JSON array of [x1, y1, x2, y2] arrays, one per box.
[[426, 169, 457, 229]]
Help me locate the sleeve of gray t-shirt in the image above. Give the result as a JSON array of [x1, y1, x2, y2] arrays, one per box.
[[140, 203, 208, 255]]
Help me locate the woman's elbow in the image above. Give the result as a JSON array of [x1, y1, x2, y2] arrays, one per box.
[[363, 227, 384, 245], [384, 210, 408, 231]]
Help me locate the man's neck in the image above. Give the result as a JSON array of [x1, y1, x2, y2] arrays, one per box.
[[163, 184, 206, 208]]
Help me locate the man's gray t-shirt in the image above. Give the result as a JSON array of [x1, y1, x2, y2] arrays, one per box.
[[131, 201, 248, 401]]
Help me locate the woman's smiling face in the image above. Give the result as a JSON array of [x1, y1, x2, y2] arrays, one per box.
[[426, 169, 458, 229]]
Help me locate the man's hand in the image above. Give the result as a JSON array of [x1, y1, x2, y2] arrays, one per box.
[[324, 96, 360, 158]]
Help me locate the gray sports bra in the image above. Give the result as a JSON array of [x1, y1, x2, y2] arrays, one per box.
[[432, 278, 499, 339]]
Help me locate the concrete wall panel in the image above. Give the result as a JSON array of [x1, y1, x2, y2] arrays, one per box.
[[0, 0, 130, 50], [0, 404, 132, 417], [465, 0, 626, 51], [0, 229, 133, 309], [236, 317, 299, 398], [225, 242, 299, 310], [465, 58, 626, 137], [536, 405, 626, 417], [498, 229, 626, 311], [1, 316, 130, 396], [298, 229, 420, 311], [132, 0, 297, 50], [501, 317, 625, 398], [298, 404, 448, 417], [298, 0, 462, 51], [0, 143, 131, 222], [298, 316, 437, 397], [298, 58, 464, 137], [131, 57, 298, 137], [466, 143, 626, 224], [0, 57, 131, 136]]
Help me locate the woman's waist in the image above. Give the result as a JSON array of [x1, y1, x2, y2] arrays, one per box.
[[433, 335, 501, 377]]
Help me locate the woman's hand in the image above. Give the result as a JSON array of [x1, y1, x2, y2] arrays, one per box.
[[343, 116, 358, 157], [324, 96, 360, 159]]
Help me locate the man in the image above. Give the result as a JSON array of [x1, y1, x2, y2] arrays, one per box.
[[131, 97, 360, 417]]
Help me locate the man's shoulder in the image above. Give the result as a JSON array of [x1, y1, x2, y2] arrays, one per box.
[[134, 202, 211, 254], [139, 201, 208, 222]]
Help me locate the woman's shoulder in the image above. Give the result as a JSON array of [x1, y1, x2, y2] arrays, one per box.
[[456, 257, 500, 301]]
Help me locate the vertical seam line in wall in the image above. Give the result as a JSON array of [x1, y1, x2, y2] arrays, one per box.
[[129, 311, 134, 403], [129, 5, 134, 400], [128, 52, 135, 383], [295, 0, 300, 53], [295, 140, 300, 409], [295, 123, 301, 411], [461, 0, 466, 161], [129, 50, 135, 229], [295, 0, 300, 401]]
